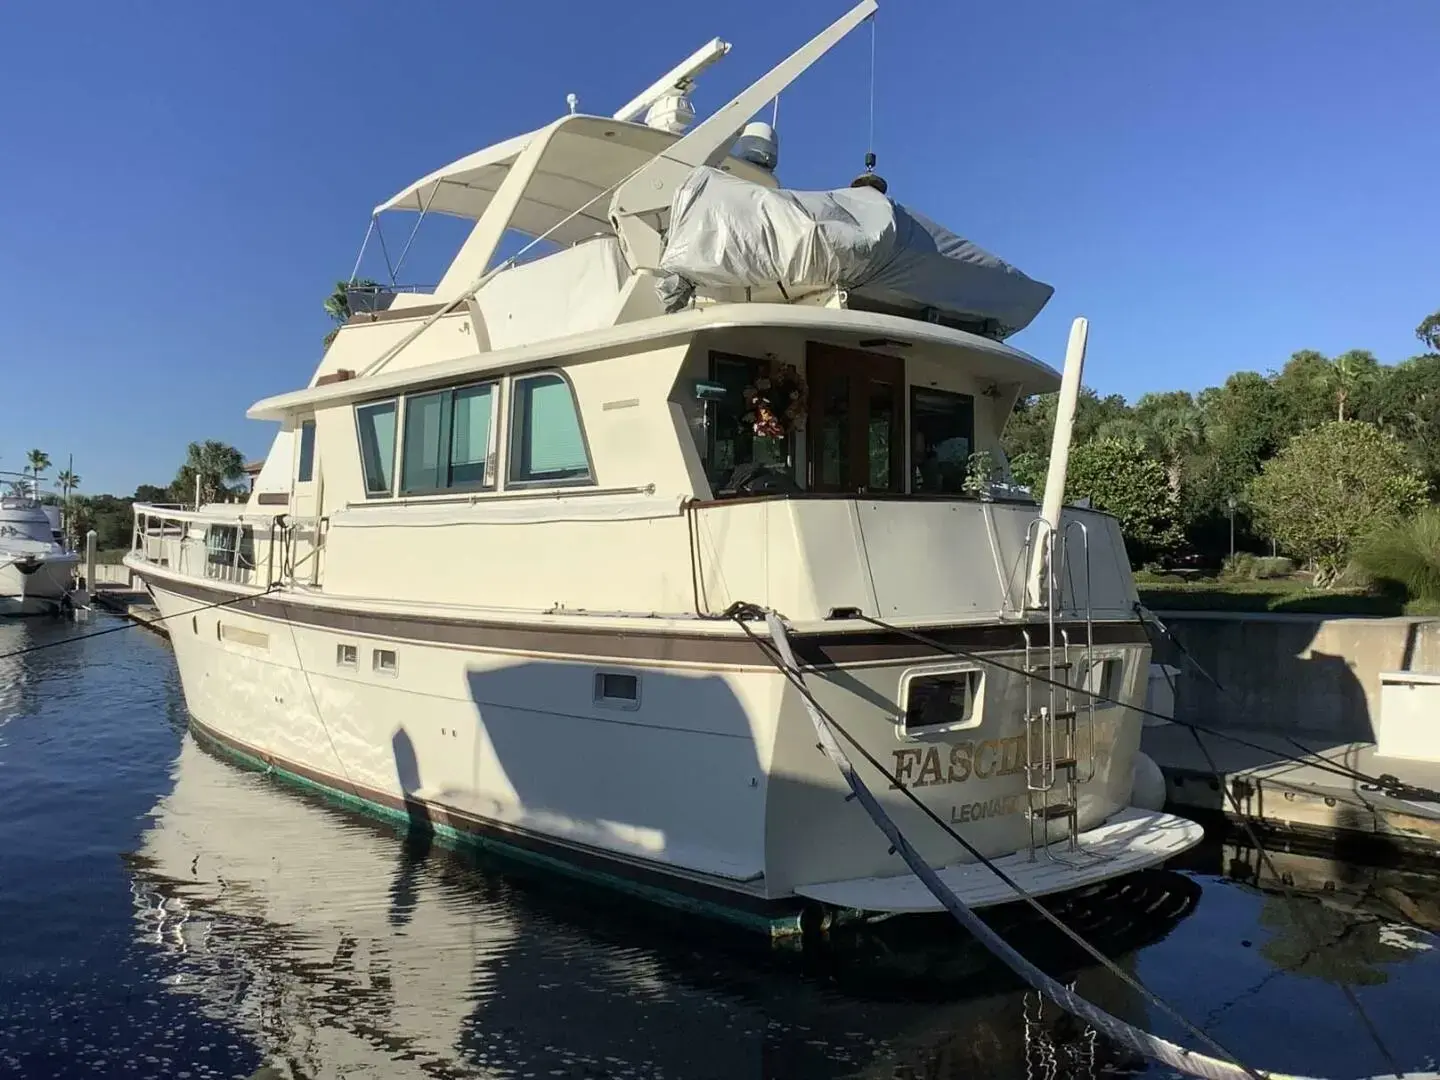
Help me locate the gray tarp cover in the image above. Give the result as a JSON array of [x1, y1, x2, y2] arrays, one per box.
[[657, 166, 1053, 338]]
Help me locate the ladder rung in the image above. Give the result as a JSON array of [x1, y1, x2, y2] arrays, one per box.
[[1028, 803, 1076, 821]]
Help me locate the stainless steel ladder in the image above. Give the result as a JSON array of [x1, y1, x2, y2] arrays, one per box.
[[1020, 518, 1097, 862]]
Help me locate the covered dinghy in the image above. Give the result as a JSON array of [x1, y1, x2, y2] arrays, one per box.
[[656, 166, 1053, 339]]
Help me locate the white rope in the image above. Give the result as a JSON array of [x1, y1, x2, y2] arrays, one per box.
[[761, 610, 1318, 1080]]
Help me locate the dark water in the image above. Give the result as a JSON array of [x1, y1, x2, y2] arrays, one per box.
[[2, 615, 1439, 1080]]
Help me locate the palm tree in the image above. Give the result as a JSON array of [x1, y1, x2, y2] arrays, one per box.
[[1325, 350, 1379, 422], [25, 449, 50, 499], [55, 467, 80, 544], [323, 278, 382, 350], [174, 441, 246, 507], [1135, 393, 1204, 494]]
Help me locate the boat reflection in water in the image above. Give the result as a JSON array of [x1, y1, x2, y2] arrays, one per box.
[[127, 736, 1207, 1080]]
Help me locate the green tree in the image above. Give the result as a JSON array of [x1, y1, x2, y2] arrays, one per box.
[[25, 448, 50, 497], [55, 468, 79, 498], [1249, 421, 1427, 585], [1272, 350, 1336, 435], [323, 278, 382, 349], [1133, 391, 1204, 493], [1326, 349, 1381, 423], [173, 441, 246, 507], [1065, 436, 1182, 565], [133, 483, 172, 505], [1416, 309, 1440, 354], [1002, 387, 1134, 478], [1373, 353, 1440, 487]]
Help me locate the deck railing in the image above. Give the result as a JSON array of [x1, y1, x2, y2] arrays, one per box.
[[129, 504, 325, 590]]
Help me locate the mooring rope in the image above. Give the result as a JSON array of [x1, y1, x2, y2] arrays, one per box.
[[750, 608, 1291, 1080]]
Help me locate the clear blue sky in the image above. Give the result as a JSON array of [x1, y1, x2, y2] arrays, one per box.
[[3, 1, 1437, 496]]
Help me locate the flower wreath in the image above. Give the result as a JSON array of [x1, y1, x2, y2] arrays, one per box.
[[740, 361, 808, 440]]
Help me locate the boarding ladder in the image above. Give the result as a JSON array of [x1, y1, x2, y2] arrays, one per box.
[[1019, 518, 1098, 862]]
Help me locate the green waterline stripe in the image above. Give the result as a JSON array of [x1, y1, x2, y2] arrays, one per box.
[[191, 724, 802, 940]]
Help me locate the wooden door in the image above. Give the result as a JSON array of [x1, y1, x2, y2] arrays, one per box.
[[805, 343, 905, 494]]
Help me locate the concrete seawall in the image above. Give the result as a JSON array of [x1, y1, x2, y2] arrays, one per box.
[[1142, 610, 1440, 852], [1149, 611, 1440, 743]]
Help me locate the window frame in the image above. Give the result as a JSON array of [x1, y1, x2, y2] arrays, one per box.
[[506, 369, 595, 489], [354, 397, 400, 499], [397, 379, 501, 497], [908, 385, 976, 498]]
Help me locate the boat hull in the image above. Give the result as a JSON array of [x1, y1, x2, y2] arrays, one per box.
[[0, 554, 77, 615], [139, 566, 1204, 936]]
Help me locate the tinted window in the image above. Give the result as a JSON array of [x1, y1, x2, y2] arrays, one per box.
[[296, 420, 316, 482], [910, 387, 975, 495], [356, 400, 397, 496], [398, 383, 496, 494], [401, 390, 446, 493], [449, 383, 493, 487], [510, 373, 591, 485]]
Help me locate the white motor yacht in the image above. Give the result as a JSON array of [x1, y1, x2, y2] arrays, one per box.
[[126, 1, 1203, 938], [0, 477, 78, 616]]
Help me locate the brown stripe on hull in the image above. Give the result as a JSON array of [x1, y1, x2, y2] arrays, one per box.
[[134, 567, 1149, 667], [187, 715, 784, 918]]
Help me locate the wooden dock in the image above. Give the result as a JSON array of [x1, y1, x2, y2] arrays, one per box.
[[1143, 723, 1440, 854], [90, 584, 167, 637]]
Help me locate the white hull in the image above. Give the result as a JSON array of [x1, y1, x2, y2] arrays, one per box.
[[0, 553, 77, 615], [141, 565, 1202, 933]]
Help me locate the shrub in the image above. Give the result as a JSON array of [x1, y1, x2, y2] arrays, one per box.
[[1355, 509, 1440, 603], [1220, 553, 1294, 581]]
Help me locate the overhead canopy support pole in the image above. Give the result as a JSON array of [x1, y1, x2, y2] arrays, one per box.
[[1027, 317, 1088, 608], [609, 0, 877, 271]]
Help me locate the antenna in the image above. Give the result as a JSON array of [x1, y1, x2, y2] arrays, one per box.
[[611, 38, 731, 123], [565, 92, 578, 115]]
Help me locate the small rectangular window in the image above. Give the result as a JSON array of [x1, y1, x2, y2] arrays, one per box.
[[594, 671, 640, 709], [373, 648, 397, 676], [297, 419, 316, 483], [1081, 658, 1120, 704], [903, 669, 982, 734], [510, 373, 591, 486], [336, 643, 357, 668], [356, 400, 398, 497]]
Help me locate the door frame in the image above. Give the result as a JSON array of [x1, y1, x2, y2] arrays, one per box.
[[804, 342, 906, 494]]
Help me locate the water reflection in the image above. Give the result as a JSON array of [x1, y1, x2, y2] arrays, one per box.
[[127, 736, 1209, 1079]]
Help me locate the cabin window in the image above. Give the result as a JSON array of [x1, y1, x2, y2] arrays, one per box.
[[205, 525, 238, 567], [703, 353, 790, 494], [509, 372, 591, 486], [356, 399, 398, 497], [336, 643, 357, 668], [296, 419, 316, 482], [399, 381, 498, 494], [910, 387, 975, 495], [902, 668, 983, 735]]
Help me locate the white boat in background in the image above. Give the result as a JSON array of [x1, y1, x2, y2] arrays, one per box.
[[0, 478, 78, 616], [126, 1, 1202, 937]]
